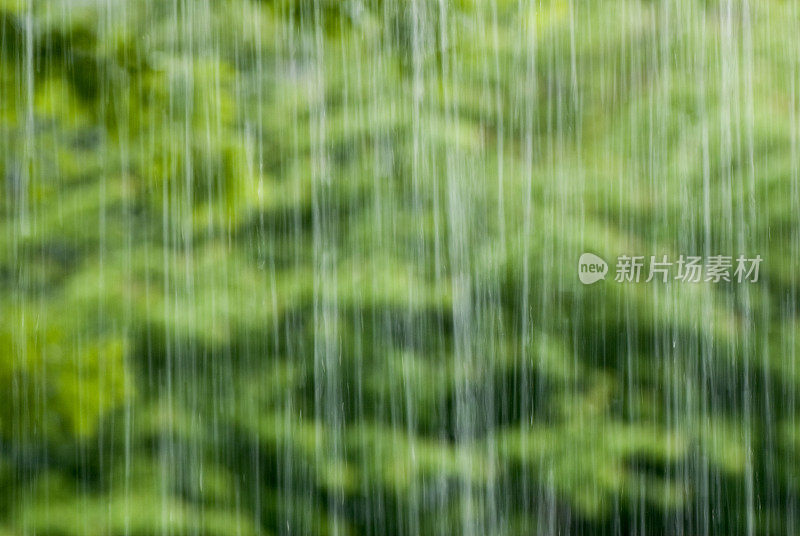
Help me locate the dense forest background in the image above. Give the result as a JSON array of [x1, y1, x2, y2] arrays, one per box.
[[2, 0, 800, 534]]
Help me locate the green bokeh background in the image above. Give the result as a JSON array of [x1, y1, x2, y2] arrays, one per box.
[[2, 0, 800, 534]]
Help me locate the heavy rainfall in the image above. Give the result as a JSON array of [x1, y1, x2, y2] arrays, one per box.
[[1, 0, 799, 535]]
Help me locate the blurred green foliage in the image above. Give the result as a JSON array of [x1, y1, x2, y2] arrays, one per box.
[[2, 0, 800, 534]]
